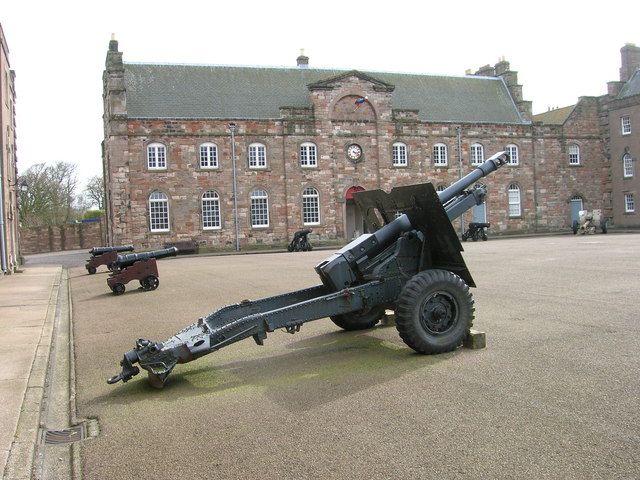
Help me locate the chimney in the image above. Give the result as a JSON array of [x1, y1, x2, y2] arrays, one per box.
[[620, 43, 640, 82], [106, 34, 123, 71], [475, 64, 495, 77], [297, 48, 309, 69]]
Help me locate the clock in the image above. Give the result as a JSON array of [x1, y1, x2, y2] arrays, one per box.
[[346, 144, 363, 162]]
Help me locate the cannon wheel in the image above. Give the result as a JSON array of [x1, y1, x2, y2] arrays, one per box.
[[572, 220, 579, 235], [142, 275, 159, 291], [395, 269, 474, 354], [112, 283, 126, 296], [481, 231, 488, 241], [87, 266, 97, 275], [331, 306, 385, 331]]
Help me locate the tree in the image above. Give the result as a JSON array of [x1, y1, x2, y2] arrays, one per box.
[[83, 175, 105, 210], [18, 162, 79, 227]]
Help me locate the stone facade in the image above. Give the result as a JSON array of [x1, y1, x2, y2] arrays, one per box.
[[0, 23, 21, 273], [103, 40, 616, 250], [20, 220, 105, 255]]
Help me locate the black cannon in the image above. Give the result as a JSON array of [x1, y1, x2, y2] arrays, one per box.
[[462, 222, 490, 242], [85, 245, 134, 274], [287, 228, 313, 252], [108, 151, 509, 387], [107, 247, 178, 295]]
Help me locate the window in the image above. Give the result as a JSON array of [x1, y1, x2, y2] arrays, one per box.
[[202, 191, 221, 229], [470, 143, 484, 165], [147, 143, 167, 170], [622, 116, 631, 135], [149, 192, 169, 232], [200, 143, 218, 169], [392, 142, 407, 167], [249, 143, 267, 169], [506, 144, 519, 165], [433, 144, 448, 166], [302, 187, 320, 225], [250, 189, 269, 227], [300, 142, 317, 168], [624, 154, 634, 178], [625, 193, 635, 213], [508, 184, 521, 217], [568, 144, 580, 165]]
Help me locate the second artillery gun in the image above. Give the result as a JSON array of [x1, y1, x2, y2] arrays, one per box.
[[107, 247, 179, 295], [108, 151, 509, 387]]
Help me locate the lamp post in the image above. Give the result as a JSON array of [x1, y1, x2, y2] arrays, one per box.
[[229, 123, 240, 252]]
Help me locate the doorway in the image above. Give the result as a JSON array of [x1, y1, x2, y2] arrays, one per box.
[[570, 196, 583, 224], [472, 202, 487, 223], [345, 186, 365, 239]]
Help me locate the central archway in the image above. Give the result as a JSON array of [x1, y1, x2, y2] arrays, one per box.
[[345, 186, 366, 240]]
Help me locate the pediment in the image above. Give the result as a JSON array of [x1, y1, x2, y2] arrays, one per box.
[[307, 70, 395, 92]]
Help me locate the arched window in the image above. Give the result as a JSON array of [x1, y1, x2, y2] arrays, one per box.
[[568, 144, 580, 165], [623, 153, 634, 178], [147, 143, 167, 170], [300, 142, 318, 168], [508, 184, 521, 217], [392, 142, 407, 167], [470, 143, 484, 165], [149, 191, 169, 232], [202, 191, 221, 229], [200, 143, 218, 169], [433, 144, 448, 166], [302, 187, 320, 225], [250, 189, 269, 227], [249, 143, 267, 169], [505, 144, 519, 165]]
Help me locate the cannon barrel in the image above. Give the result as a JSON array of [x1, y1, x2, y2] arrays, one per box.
[[89, 245, 134, 255], [114, 247, 178, 269], [438, 151, 509, 204]]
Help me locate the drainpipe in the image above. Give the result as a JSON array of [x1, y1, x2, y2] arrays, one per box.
[[456, 126, 464, 236], [0, 148, 7, 273], [229, 123, 240, 252]]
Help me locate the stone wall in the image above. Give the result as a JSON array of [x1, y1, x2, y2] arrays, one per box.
[[20, 220, 105, 255]]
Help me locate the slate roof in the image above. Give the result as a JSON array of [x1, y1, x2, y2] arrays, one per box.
[[618, 69, 640, 99], [124, 63, 527, 124], [532, 105, 576, 125]]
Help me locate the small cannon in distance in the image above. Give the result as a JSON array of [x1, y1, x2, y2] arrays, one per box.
[[572, 209, 609, 235], [107, 247, 178, 295], [85, 245, 134, 274], [462, 222, 490, 242], [108, 152, 509, 387], [287, 228, 313, 252]]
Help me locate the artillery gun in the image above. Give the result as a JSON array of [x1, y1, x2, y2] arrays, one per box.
[[572, 209, 609, 235], [107, 247, 178, 295], [85, 245, 134, 274], [108, 151, 509, 388]]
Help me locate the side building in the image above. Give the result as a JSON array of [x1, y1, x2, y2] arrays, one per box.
[[0, 23, 20, 274], [102, 39, 609, 250]]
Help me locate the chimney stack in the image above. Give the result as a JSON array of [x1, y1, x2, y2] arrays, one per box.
[[620, 43, 640, 82], [296, 48, 309, 69]]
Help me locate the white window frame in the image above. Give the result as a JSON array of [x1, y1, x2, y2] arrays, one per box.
[[506, 144, 519, 165], [621, 116, 631, 135], [199, 143, 219, 169], [249, 143, 267, 169], [202, 190, 221, 230], [250, 189, 269, 227], [149, 191, 170, 232], [508, 184, 521, 217], [433, 144, 448, 166], [436, 185, 447, 193], [302, 187, 320, 225], [623, 154, 634, 178], [392, 142, 408, 167], [470, 143, 484, 165], [300, 142, 318, 168], [147, 143, 167, 170], [568, 144, 581, 165], [625, 193, 635, 213]]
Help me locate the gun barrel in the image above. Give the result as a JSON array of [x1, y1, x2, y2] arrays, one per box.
[[89, 245, 134, 255], [438, 151, 509, 204], [114, 247, 178, 268]]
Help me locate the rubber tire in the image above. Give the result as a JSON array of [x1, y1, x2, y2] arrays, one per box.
[[87, 266, 97, 275], [112, 283, 125, 295], [331, 306, 385, 331], [395, 269, 474, 354]]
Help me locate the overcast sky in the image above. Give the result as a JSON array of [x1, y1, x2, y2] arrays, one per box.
[[2, 0, 639, 189]]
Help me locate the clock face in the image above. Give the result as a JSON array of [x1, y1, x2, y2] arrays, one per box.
[[346, 144, 363, 161]]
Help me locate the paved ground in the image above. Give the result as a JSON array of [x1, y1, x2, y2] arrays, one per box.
[[64, 234, 640, 480]]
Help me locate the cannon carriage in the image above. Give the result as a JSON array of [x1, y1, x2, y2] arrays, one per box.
[[85, 245, 134, 274], [106, 247, 178, 295]]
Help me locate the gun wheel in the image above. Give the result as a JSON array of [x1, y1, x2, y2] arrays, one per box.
[[142, 275, 159, 291], [112, 283, 126, 295], [87, 266, 97, 275], [331, 306, 385, 331], [396, 269, 474, 354]]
